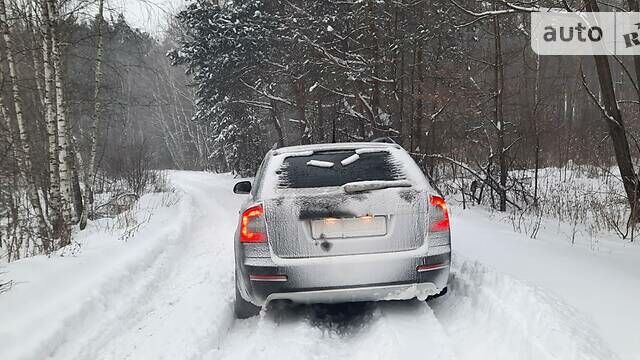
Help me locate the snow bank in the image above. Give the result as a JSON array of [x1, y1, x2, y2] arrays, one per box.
[[65, 172, 240, 360], [0, 191, 194, 360], [0, 172, 243, 360], [432, 256, 618, 360], [448, 204, 640, 360]]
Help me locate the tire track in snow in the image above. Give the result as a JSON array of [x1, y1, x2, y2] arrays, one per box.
[[212, 238, 618, 360], [52, 172, 244, 360], [213, 300, 458, 360], [25, 191, 199, 360], [430, 256, 620, 360]]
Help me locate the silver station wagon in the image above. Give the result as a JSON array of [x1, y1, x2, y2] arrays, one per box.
[[232, 142, 451, 318]]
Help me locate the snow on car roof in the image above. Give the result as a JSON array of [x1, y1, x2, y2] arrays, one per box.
[[273, 142, 400, 156]]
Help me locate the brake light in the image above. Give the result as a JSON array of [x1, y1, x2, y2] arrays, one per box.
[[240, 204, 267, 243], [429, 195, 450, 232]]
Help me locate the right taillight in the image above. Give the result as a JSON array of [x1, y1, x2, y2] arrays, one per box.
[[240, 204, 267, 243], [429, 195, 450, 232]]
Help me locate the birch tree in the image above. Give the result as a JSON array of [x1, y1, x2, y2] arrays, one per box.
[[80, 0, 104, 230], [41, 0, 64, 238], [49, 0, 74, 232], [0, 0, 51, 250]]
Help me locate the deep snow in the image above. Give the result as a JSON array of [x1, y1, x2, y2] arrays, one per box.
[[447, 205, 640, 360], [0, 172, 637, 360]]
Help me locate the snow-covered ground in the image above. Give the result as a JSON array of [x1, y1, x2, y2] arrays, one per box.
[[1, 172, 638, 360], [446, 206, 640, 360]]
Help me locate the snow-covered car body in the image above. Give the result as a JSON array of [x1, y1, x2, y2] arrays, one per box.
[[233, 142, 450, 317]]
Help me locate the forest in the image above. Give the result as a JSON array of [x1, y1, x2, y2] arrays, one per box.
[[2, 0, 640, 262], [0, 0, 202, 261]]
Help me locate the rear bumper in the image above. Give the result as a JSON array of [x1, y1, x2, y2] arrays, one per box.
[[267, 282, 440, 304], [236, 247, 450, 306]]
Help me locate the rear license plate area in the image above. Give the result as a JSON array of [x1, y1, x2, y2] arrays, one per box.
[[311, 216, 387, 239]]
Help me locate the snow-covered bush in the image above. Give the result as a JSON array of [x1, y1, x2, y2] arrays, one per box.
[[437, 162, 635, 241]]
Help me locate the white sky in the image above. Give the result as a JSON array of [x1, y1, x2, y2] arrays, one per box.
[[113, 0, 188, 35]]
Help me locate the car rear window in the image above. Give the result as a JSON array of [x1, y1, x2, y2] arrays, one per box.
[[277, 150, 406, 189]]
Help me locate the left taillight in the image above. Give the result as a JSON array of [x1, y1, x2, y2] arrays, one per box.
[[240, 204, 267, 243], [428, 195, 450, 232]]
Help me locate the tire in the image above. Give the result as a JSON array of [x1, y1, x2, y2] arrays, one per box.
[[426, 286, 448, 302], [234, 284, 261, 319]]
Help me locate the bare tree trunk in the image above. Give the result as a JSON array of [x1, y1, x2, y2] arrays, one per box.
[[409, 42, 417, 151], [416, 47, 425, 153], [625, 0, 640, 92], [292, 78, 309, 144], [68, 133, 83, 221], [367, 0, 381, 137], [493, 14, 507, 212], [0, 0, 50, 250], [588, 0, 640, 220], [315, 97, 323, 143], [532, 51, 541, 208], [81, 0, 105, 230], [269, 99, 285, 148]]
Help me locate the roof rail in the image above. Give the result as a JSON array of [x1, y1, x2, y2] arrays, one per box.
[[371, 137, 397, 144]]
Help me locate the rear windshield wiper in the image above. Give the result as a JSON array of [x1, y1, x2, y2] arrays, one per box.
[[342, 180, 412, 194]]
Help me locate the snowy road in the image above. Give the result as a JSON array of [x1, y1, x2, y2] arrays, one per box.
[[51, 172, 239, 359], [1, 172, 630, 360]]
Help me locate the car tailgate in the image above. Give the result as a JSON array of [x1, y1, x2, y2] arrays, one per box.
[[263, 188, 427, 259]]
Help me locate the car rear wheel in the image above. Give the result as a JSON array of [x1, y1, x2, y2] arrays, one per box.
[[234, 284, 261, 319], [426, 286, 448, 302]]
